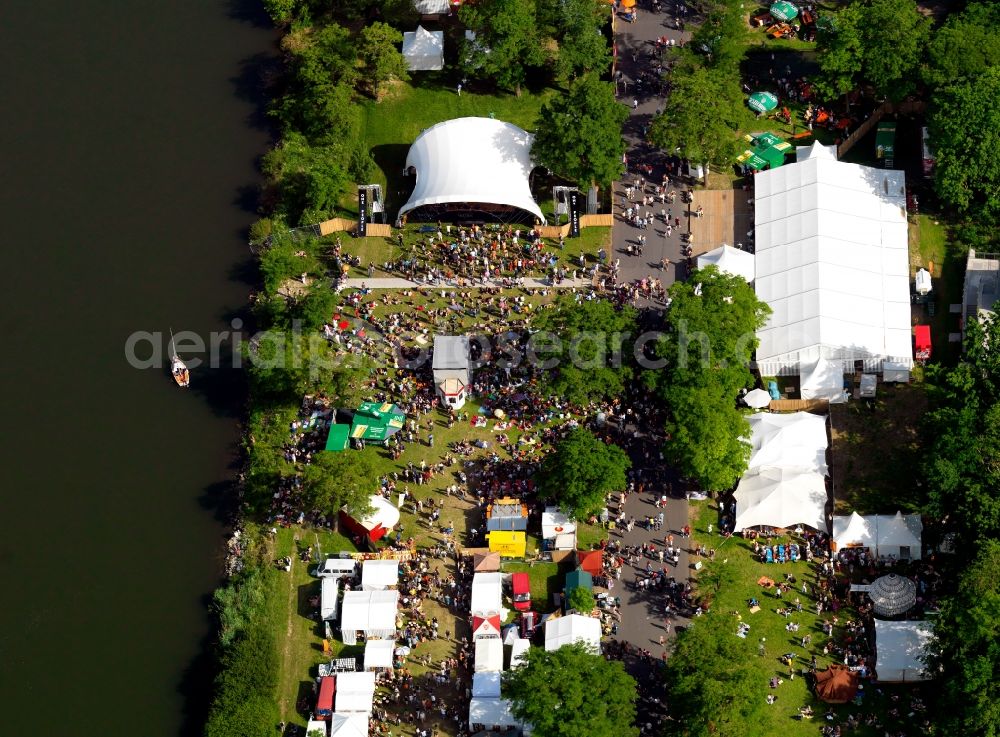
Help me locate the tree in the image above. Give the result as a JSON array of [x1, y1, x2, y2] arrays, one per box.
[[504, 643, 638, 737], [357, 22, 409, 100], [690, 0, 748, 72], [531, 294, 638, 405], [565, 585, 594, 613], [531, 74, 628, 188], [301, 450, 377, 518], [247, 330, 370, 403], [649, 65, 750, 167], [459, 0, 545, 95], [537, 428, 630, 519], [663, 614, 767, 737], [929, 66, 1000, 215], [812, 6, 863, 103], [925, 2, 1000, 90], [552, 0, 612, 82], [929, 540, 1000, 735], [261, 132, 351, 224]]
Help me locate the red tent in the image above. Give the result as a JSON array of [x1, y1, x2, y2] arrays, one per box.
[[576, 550, 604, 576], [815, 665, 859, 703], [471, 614, 502, 639], [316, 676, 335, 718], [914, 325, 931, 361]]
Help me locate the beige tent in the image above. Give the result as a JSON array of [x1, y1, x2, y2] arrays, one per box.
[[473, 552, 501, 572]]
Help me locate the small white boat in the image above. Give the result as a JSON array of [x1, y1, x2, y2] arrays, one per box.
[[169, 329, 190, 388]]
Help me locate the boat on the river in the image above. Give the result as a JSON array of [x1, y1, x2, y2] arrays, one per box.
[[169, 329, 190, 388]]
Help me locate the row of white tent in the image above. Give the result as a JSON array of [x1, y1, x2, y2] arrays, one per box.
[[340, 590, 398, 646], [321, 559, 399, 623], [833, 511, 923, 560]]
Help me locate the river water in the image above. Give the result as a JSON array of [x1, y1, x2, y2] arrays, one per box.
[[0, 2, 273, 734]]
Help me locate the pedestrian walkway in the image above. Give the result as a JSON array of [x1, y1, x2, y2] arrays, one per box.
[[338, 277, 593, 290]]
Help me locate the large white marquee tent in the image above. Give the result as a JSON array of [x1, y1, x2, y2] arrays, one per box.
[[753, 142, 912, 375], [544, 614, 601, 652], [399, 117, 545, 223], [875, 620, 932, 681], [733, 466, 828, 532], [746, 412, 829, 475], [697, 245, 756, 282]]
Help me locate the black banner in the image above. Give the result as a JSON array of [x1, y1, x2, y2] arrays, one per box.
[[568, 190, 581, 237], [358, 188, 368, 237]]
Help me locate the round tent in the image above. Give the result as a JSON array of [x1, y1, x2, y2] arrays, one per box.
[[770, 1, 798, 21], [869, 573, 916, 618], [399, 117, 545, 224], [748, 91, 778, 113]]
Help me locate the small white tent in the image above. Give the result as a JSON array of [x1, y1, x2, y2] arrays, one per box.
[[832, 511, 877, 550], [541, 507, 577, 550], [329, 713, 368, 737], [874, 512, 922, 560], [875, 620, 932, 681], [472, 671, 502, 698], [361, 559, 399, 590], [335, 671, 378, 713], [799, 357, 846, 402], [402, 26, 444, 71], [364, 639, 395, 670], [697, 245, 755, 282], [733, 466, 828, 532], [510, 637, 531, 668], [544, 614, 601, 652], [470, 572, 504, 615], [746, 412, 829, 475], [321, 577, 340, 622], [340, 590, 399, 646], [475, 637, 504, 672], [469, 698, 520, 729]]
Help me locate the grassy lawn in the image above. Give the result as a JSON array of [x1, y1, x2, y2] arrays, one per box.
[[504, 559, 572, 613], [687, 502, 931, 737], [908, 214, 962, 365]]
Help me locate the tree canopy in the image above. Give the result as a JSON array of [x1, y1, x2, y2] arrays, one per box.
[[537, 428, 631, 519], [358, 22, 409, 100], [925, 2, 1000, 90], [551, 0, 612, 82], [459, 0, 545, 95], [565, 585, 594, 613], [531, 74, 628, 188], [503, 643, 638, 737], [301, 450, 377, 518], [531, 294, 638, 406]]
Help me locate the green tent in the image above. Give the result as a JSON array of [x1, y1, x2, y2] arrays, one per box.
[[748, 91, 778, 114], [564, 569, 594, 597], [350, 402, 406, 441], [754, 131, 784, 148], [324, 423, 350, 452], [757, 145, 788, 169], [770, 0, 798, 21]]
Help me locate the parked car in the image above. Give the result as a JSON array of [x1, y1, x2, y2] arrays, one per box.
[[511, 572, 532, 612]]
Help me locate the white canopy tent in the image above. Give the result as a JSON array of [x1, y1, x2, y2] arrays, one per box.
[[472, 671, 502, 698], [321, 577, 340, 622], [733, 467, 828, 532], [541, 507, 577, 549], [399, 117, 545, 224], [875, 620, 932, 682], [832, 511, 877, 550], [799, 356, 847, 402], [697, 245, 755, 282], [832, 511, 922, 560], [361, 560, 399, 590], [744, 388, 772, 409], [335, 671, 378, 713], [754, 141, 912, 375], [402, 26, 444, 71], [470, 572, 503, 616], [746, 412, 829, 475], [544, 614, 601, 652], [469, 698, 520, 729], [475, 637, 504, 672], [339, 590, 399, 646], [364, 639, 395, 671], [510, 637, 531, 668], [329, 713, 368, 737]]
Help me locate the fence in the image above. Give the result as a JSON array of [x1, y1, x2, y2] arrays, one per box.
[[836, 100, 928, 159]]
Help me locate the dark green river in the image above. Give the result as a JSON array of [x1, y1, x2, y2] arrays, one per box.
[[0, 2, 273, 734]]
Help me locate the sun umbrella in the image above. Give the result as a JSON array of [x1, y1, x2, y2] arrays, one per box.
[[745, 388, 773, 408], [770, 0, 799, 21], [868, 573, 917, 618], [748, 91, 778, 113]]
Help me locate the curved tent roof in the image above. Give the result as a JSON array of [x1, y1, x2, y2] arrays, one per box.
[[400, 117, 545, 223], [698, 245, 756, 282], [746, 412, 829, 475], [733, 466, 827, 532]]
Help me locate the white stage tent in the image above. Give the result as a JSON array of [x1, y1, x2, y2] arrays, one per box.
[[472, 671, 502, 698], [339, 590, 399, 646], [335, 671, 378, 713], [361, 559, 399, 590], [746, 412, 829, 475], [733, 466, 828, 532], [799, 356, 847, 402], [754, 141, 913, 375], [510, 637, 531, 668], [475, 637, 504, 672], [399, 117, 545, 223], [364, 639, 395, 670], [469, 698, 520, 729], [329, 713, 368, 737], [470, 572, 504, 616], [834, 512, 923, 560], [697, 245, 755, 282], [875, 620, 933, 682], [321, 577, 340, 622], [402, 26, 444, 71], [544, 614, 601, 652]]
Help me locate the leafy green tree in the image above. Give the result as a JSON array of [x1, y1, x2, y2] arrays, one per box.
[[928, 66, 1000, 215], [565, 585, 594, 613], [247, 330, 370, 403], [460, 0, 545, 95], [504, 643, 638, 737], [553, 0, 612, 82], [258, 235, 325, 294], [813, 6, 863, 103], [663, 614, 767, 737], [261, 0, 301, 25], [649, 66, 750, 168], [538, 428, 631, 519], [531, 294, 638, 405], [690, 0, 748, 72], [358, 22, 409, 100], [929, 540, 1000, 735], [302, 450, 376, 518], [531, 74, 627, 188], [261, 132, 351, 224], [293, 284, 339, 331], [925, 2, 1000, 89]]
